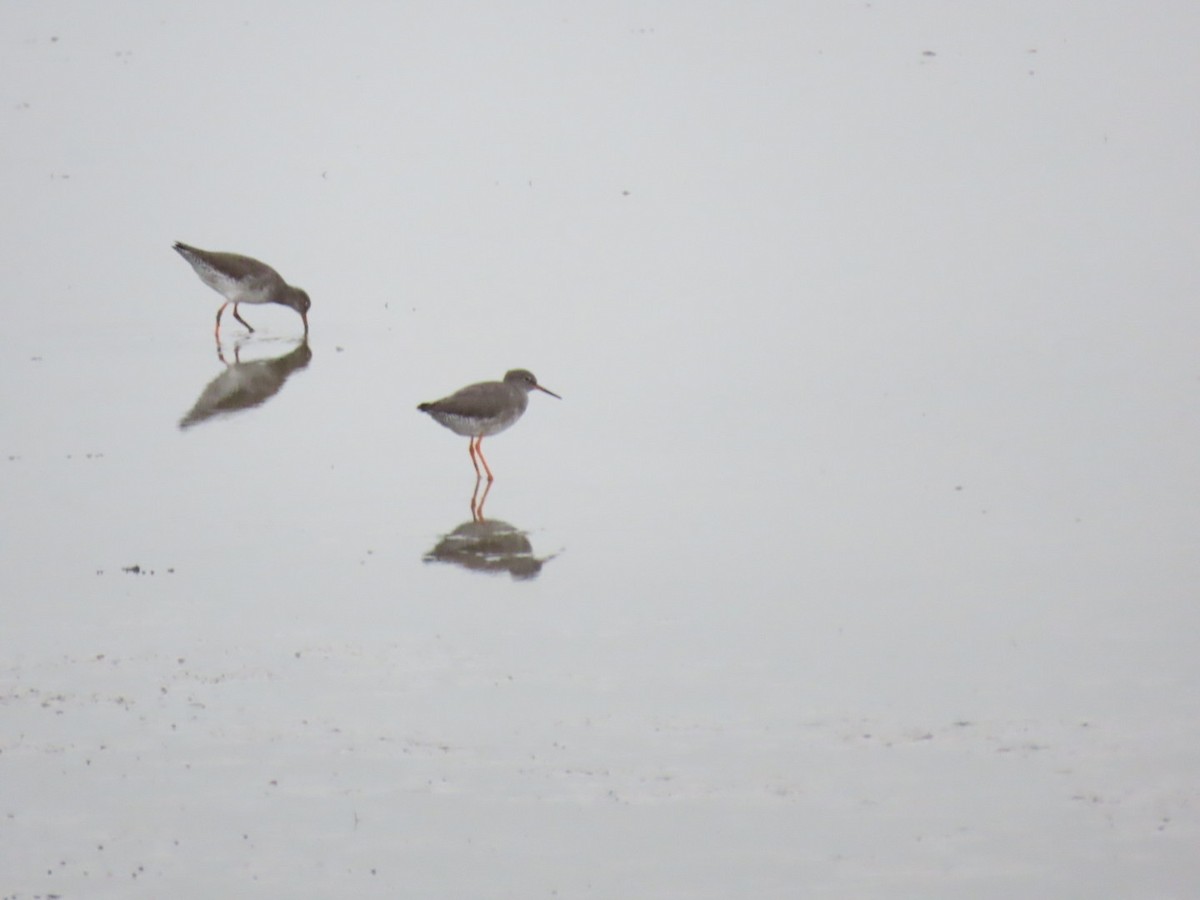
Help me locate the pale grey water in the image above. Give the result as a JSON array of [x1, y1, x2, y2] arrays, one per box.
[[2, 3, 1199, 898]]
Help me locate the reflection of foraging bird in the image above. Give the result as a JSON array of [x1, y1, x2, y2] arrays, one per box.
[[178, 340, 312, 430], [418, 369, 561, 481], [173, 242, 310, 338]]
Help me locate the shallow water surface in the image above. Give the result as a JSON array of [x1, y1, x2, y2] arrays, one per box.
[[2, 3, 1199, 898]]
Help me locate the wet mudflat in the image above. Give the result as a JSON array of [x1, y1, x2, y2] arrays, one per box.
[[1, 3, 1198, 898]]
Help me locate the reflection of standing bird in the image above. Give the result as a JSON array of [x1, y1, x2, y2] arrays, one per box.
[[423, 519, 554, 580], [173, 242, 311, 338], [417, 369, 561, 481]]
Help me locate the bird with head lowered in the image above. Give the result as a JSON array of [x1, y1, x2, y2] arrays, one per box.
[[173, 242, 310, 338]]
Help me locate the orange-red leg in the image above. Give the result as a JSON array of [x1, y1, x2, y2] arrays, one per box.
[[473, 436, 495, 482], [468, 438, 483, 478], [215, 302, 229, 339]]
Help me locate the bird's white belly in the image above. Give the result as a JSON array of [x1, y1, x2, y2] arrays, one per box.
[[198, 265, 270, 304], [432, 410, 521, 437]]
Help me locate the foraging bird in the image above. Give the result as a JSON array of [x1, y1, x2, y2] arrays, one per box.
[[173, 242, 310, 338], [418, 369, 561, 481]]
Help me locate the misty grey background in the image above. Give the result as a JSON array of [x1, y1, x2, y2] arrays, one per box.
[[2, 2, 1198, 897]]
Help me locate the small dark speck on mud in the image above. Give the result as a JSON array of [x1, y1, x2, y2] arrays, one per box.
[[121, 564, 175, 575]]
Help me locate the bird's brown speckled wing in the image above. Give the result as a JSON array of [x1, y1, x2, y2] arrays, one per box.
[[174, 243, 283, 287], [421, 382, 517, 419]]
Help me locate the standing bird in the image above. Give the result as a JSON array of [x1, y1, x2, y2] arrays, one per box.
[[173, 242, 311, 338], [418, 369, 561, 481]]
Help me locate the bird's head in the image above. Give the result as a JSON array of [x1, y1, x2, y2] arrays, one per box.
[[286, 288, 312, 333]]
